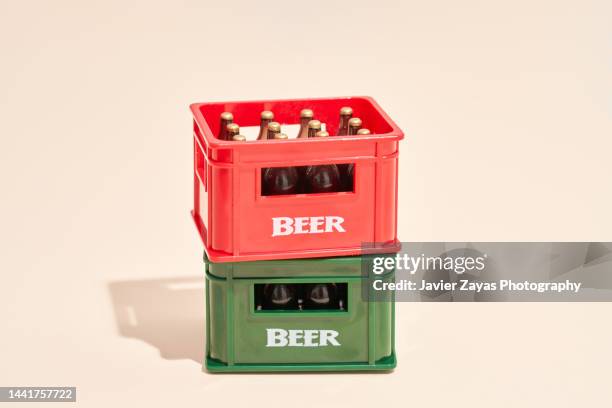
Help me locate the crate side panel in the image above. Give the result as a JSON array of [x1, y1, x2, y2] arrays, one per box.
[[210, 166, 233, 253], [374, 157, 398, 243], [235, 162, 376, 256], [207, 277, 228, 362], [232, 279, 369, 364]]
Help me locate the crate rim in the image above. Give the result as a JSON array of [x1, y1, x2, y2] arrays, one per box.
[[190, 95, 404, 149]]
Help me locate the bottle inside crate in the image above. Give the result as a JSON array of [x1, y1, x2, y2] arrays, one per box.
[[255, 283, 348, 312]]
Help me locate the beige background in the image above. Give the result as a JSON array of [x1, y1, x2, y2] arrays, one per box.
[[1, 0, 611, 407]]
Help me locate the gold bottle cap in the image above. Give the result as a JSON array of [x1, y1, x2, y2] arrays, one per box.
[[268, 122, 281, 132], [226, 123, 240, 133], [315, 131, 329, 137], [232, 134, 246, 141], [308, 119, 321, 129], [221, 112, 233, 121], [357, 128, 371, 135], [261, 110, 274, 120], [340, 106, 353, 116], [300, 109, 314, 118], [348, 117, 362, 128], [274, 133, 289, 140]]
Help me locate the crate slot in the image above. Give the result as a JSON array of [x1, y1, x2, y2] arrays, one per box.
[[254, 283, 348, 312], [260, 163, 354, 196]]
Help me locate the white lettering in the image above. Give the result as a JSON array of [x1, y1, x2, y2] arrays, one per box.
[[303, 330, 319, 347], [293, 217, 308, 234], [310, 216, 325, 233], [266, 328, 289, 347], [325, 216, 346, 233], [271, 216, 346, 237], [271, 217, 294, 237], [319, 330, 341, 346], [265, 329, 340, 347], [288, 330, 304, 346]]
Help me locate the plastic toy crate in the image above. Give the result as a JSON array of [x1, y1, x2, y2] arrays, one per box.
[[191, 96, 403, 263], [204, 254, 395, 372]]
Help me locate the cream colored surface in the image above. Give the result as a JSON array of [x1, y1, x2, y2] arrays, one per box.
[[1, 0, 611, 407]]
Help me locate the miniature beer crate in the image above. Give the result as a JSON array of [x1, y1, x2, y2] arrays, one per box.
[[191, 96, 404, 263], [204, 254, 396, 372]]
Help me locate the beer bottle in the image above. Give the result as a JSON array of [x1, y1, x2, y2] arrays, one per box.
[[338, 118, 361, 190], [348, 117, 362, 135], [262, 130, 300, 195], [307, 120, 322, 138], [297, 109, 314, 138], [232, 134, 246, 142], [257, 110, 274, 140], [337, 107, 353, 136], [218, 112, 233, 140], [295, 118, 318, 184], [306, 283, 338, 309], [267, 121, 281, 140], [226, 123, 240, 140], [304, 131, 341, 193], [263, 284, 297, 309], [344, 163, 355, 191], [344, 129, 369, 189]]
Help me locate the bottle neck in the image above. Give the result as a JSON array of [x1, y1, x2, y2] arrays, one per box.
[[258, 119, 271, 140]]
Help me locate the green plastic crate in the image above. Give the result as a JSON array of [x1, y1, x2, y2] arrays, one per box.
[[204, 254, 396, 372]]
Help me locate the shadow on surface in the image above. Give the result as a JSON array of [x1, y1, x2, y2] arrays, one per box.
[[108, 276, 205, 365]]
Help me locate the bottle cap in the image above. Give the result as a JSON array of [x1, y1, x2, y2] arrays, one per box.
[[261, 110, 274, 120], [226, 123, 240, 133], [356, 128, 371, 135], [268, 122, 281, 132], [300, 109, 314, 118], [274, 133, 289, 140], [348, 117, 362, 128], [232, 134, 246, 141], [340, 107, 353, 116], [315, 131, 329, 137], [308, 119, 321, 129], [220, 112, 233, 121]]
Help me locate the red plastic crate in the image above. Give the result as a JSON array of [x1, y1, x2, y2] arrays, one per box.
[[191, 96, 403, 262]]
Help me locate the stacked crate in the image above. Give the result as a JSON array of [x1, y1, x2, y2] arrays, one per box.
[[191, 97, 403, 372]]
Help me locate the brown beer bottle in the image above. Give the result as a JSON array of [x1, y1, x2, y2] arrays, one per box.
[[262, 130, 300, 195], [294, 117, 318, 184], [344, 128, 370, 189], [226, 123, 240, 140], [307, 120, 322, 138], [218, 112, 233, 140], [297, 109, 314, 138], [232, 134, 246, 142], [348, 117, 362, 135], [263, 284, 298, 309], [305, 283, 338, 309], [337, 107, 353, 136], [338, 118, 361, 190], [257, 110, 274, 140], [304, 131, 341, 193], [267, 121, 281, 139]]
